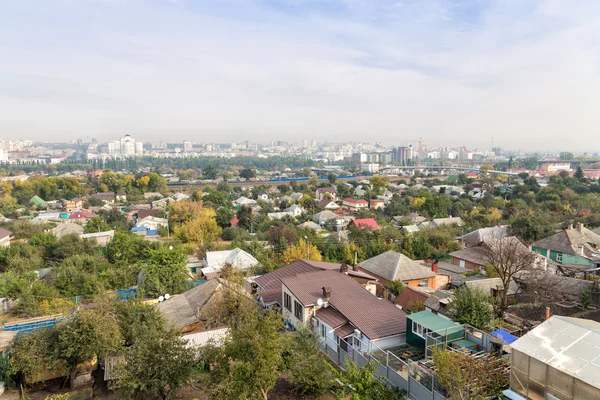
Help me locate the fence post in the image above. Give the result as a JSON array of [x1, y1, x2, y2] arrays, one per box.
[[407, 359, 411, 396], [431, 371, 435, 400], [386, 351, 389, 381]]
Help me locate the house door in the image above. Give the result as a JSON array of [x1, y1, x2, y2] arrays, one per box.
[[340, 338, 348, 352], [459, 260, 465, 268]]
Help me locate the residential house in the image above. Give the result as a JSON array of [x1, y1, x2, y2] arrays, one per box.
[[52, 223, 84, 239], [202, 248, 260, 277], [358, 250, 439, 289], [156, 279, 249, 333], [394, 286, 431, 312], [313, 210, 338, 225], [354, 185, 366, 197], [513, 270, 595, 304], [136, 216, 168, 230], [255, 260, 379, 308], [64, 197, 83, 212], [402, 225, 420, 234], [0, 228, 12, 247], [316, 199, 340, 210], [89, 192, 115, 203], [143, 192, 163, 199], [257, 193, 269, 201], [172, 192, 190, 202], [136, 209, 161, 220], [453, 277, 520, 298], [531, 223, 600, 273], [68, 211, 97, 223], [342, 197, 368, 212], [406, 311, 464, 352], [505, 316, 600, 400], [423, 289, 454, 317], [369, 199, 385, 210], [81, 230, 114, 247], [115, 192, 127, 202], [289, 192, 304, 202], [280, 270, 407, 350], [152, 198, 170, 209], [296, 221, 325, 233], [285, 204, 305, 217], [460, 226, 509, 248], [450, 236, 533, 271], [351, 218, 382, 231], [431, 216, 464, 227], [316, 187, 336, 201]]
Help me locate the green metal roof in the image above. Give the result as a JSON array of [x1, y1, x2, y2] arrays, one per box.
[[408, 311, 461, 332]]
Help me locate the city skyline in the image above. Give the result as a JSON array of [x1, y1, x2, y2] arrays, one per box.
[[1, 1, 599, 151]]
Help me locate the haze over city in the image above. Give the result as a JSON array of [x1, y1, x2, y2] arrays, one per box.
[[1, 0, 599, 152]]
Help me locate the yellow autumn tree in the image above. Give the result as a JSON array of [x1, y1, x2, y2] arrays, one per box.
[[281, 239, 322, 264], [172, 207, 221, 252]]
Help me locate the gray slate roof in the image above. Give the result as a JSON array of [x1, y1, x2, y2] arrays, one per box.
[[532, 225, 600, 259], [460, 226, 509, 246], [358, 250, 436, 282], [423, 289, 453, 314]]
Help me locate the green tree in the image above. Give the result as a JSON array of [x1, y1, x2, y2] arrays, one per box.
[[204, 307, 287, 400], [107, 232, 149, 265], [574, 166, 585, 181], [327, 173, 337, 185], [559, 152, 574, 160], [287, 328, 334, 395], [139, 245, 188, 297], [329, 360, 402, 400], [448, 287, 493, 330], [384, 280, 404, 296], [239, 168, 256, 179], [114, 327, 195, 400], [57, 307, 123, 388], [203, 165, 218, 180], [83, 217, 111, 234]]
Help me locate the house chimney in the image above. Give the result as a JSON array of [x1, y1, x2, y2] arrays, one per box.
[[577, 222, 584, 233], [568, 224, 573, 230], [322, 286, 331, 300], [545, 307, 551, 320], [432, 261, 439, 273], [352, 263, 359, 271], [340, 264, 349, 273]]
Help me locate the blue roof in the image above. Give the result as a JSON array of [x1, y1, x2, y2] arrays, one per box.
[[131, 226, 146, 232], [490, 329, 518, 344], [146, 230, 159, 236]]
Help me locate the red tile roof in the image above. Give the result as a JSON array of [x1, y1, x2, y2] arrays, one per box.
[[352, 218, 382, 230], [343, 197, 368, 204], [281, 270, 407, 339], [230, 216, 239, 227], [0, 227, 12, 240]]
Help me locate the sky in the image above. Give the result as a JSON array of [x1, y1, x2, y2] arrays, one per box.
[[0, 0, 599, 152]]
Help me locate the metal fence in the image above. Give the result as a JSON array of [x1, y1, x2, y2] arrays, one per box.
[[3, 315, 64, 333], [319, 335, 447, 400]]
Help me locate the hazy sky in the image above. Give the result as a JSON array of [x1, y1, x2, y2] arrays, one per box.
[[1, 0, 599, 151]]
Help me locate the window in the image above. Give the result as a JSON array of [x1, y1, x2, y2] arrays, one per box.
[[320, 322, 326, 337], [419, 279, 429, 287], [412, 321, 424, 338], [556, 253, 563, 263], [412, 321, 432, 338], [354, 336, 361, 348], [294, 300, 303, 320], [284, 293, 292, 312]]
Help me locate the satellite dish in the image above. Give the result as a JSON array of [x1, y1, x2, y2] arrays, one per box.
[[317, 298, 323, 307], [164, 293, 170, 300], [158, 295, 165, 302]]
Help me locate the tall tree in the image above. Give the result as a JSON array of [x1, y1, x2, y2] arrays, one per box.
[[483, 236, 537, 318], [448, 287, 493, 330], [140, 245, 188, 297], [281, 239, 322, 264]]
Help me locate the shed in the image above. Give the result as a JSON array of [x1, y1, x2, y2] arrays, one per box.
[[406, 310, 463, 351]]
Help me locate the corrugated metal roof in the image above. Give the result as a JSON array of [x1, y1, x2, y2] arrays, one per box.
[[281, 270, 406, 340], [316, 307, 349, 329], [511, 316, 600, 389], [335, 323, 355, 338]]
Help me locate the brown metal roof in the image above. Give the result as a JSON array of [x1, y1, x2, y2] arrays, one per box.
[[254, 260, 342, 291], [335, 323, 355, 338], [259, 289, 281, 305], [281, 270, 406, 340], [316, 307, 349, 329]]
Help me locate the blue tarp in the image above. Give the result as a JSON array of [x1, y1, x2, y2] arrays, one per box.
[[131, 226, 145, 232], [490, 329, 518, 344]]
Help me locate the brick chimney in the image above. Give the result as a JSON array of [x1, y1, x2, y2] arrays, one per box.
[[322, 286, 331, 300], [432, 261, 439, 273], [352, 263, 359, 271], [340, 264, 349, 273], [577, 222, 584, 233], [545, 307, 551, 320]]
